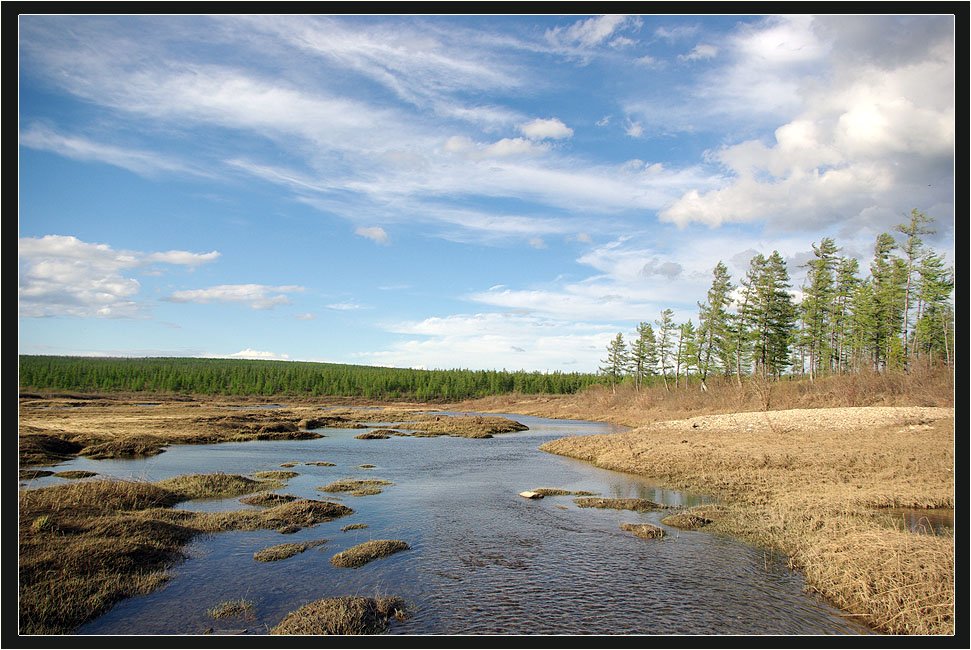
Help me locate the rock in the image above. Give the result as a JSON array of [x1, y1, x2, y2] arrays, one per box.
[[519, 491, 544, 499]]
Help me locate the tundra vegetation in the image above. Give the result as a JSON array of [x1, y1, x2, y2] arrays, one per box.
[[330, 540, 411, 568], [270, 596, 407, 635], [18, 475, 352, 634]]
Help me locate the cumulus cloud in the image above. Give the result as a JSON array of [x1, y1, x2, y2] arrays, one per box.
[[658, 15, 954, 233], [167, 284, 303, 309], [624, 119, 644, 138], [19, 235, 219, 318], [355, 226, 390, 245], [227, 348, 291, 360], [520, 117, 573, 140]]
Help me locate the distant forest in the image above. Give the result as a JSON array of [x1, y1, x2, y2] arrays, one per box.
[[18, 355, 601, 401]]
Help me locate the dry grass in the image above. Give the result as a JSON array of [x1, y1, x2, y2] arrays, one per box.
[[330, 540, 410, 568], [18, 477, 353, 634], [540, 407, 955, 635], [354, 431, 391, 440], [660, 512, 713, 530], [253, 470, 299, 481], [238, 492, 297, 507], [453, 366, 953, 429], [341, 523, 369, 532], [253, 539, 327, 562], [531, 488, 598, 497], [621, 523, 665, 539], [52, 470, 98, 479], [208, 599, 255, 620], [305, 461, 336, 467], [270, 596, 407, 635], [156, 473, 281, 501], [393, 414, 528, 438], [318, 479, 392, 497], [573, 497, 666, 512]]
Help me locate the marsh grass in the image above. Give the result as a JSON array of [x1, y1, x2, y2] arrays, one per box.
[[253, 539, 327, 562], [270, 596, 407, 635], [330, 540, 410, 568], [532, 488, 598, 497], [354, 431, 390, 439], [305, 461, 336, 466], [81, 435, 167, 459], [621, 523, 665, 539], [20, 469, 55, 480], [318, 479, 392, 497], [341, 523, 369, 532], [18, 477, 353, 634], [253, 470, 299, 480], [53, 471, 99, 479], [660, 512, 713, 530], [156, 473, 281, 501], [393, 415, 528, 438], [238, 492, 297, 507], [208, 599, 255, 620], [573, 497, 666, 512], [541, 410, 955, 634]]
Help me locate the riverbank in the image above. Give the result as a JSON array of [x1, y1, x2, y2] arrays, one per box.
[[476, 399, 954, 635]]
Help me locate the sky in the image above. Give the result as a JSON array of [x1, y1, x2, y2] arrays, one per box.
[[18, 13, 956, 373]]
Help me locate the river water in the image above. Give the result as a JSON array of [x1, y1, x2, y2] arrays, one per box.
[[27, 412, 871, 635]]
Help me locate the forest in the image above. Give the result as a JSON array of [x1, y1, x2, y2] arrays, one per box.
[[600, 210, 955, 390], [18, 355, 601, 401]]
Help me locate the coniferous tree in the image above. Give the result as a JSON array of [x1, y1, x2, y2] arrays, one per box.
[[697, 261, 734, 390], [870, 233, 908, 370], [600, 333, 631, 390], [799, 237, 839, 380], [630, 322, 658, 391], [655, 309, 676, 391], [740, 252, 796, 379], [894, 209, 935, 363], [832, 257, 861, 373]]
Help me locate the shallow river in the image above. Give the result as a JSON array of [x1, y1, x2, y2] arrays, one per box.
[[29, 412, 871, 635]]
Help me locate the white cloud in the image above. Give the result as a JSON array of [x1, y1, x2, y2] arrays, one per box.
[[167, 284, 303, 310], [363, 312, 619, 372], [546, 15, 634, 49], [227, 348, 291, 360], [624, 119, 644, 138], [20, 125, 207, 178], [296, 312, 316, 320], [520, 117, 573, 140], [528, 237, 546, 249], [327, 302, 365, 311], [355, 226, 390, 245], [679, 44, 718, 61], [19, 235, 219, 318]]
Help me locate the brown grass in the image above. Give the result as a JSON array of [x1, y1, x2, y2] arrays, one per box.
[[305, 461, 336, 466], [270, 596, 407, 635], [453, 366, 954, 429], [540, 407, 955, 634], [573, 497, 666, 512], [354, 431, 390, 440], [393, 414, 528, 438], [52, 470, 99, 479], [341, 523, 369, 532], [318, 479, 392, 497], [621, 523, 665, 539], [660, 512, 713, 530], [252, 470, 299, 480], [238, 492, 297, 506], [156, 473, 281, 501], [208, 599, 255, 620], [253, 539, 327, 562], [18, 477, 353, 634], [531, 488, 598, 497], [330, 540, 410, 568]]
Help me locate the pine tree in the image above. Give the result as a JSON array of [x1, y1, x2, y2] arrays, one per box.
[[655, 309, 676, 391], [600, 333, 630, 390], [630, 322, 658, 390], [741, 252, 796, 379], [799, 237, 839, 380], [832, 257, 861, 373], [675, 320, 697, 388], [870, 233, 908, 370], [697, 261, 734, 390], [894, 209, 935, 364]]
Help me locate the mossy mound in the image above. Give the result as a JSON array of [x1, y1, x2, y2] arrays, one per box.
[[270, 596, 407, 635], [330, 540, 410, 568], [660, 512, 713, 530], [239, 492, 298, 507], [253, 470, 299, 481], [253, 539, 327, 562], [157, 473, 277, 501], [573, 497, 665, 512], [318, 479, 392, 497], [621, 523, 665, 539], [81, 435, 167, 459]]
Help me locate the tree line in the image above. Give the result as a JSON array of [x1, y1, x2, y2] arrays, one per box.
[[600, 209, 954, 390], [18, 356, 601, 401]]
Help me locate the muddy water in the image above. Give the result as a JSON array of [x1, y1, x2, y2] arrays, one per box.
[[29, 413, 871, 635]]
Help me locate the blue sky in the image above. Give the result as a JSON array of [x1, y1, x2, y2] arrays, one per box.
[[18, 14, 955, 372]]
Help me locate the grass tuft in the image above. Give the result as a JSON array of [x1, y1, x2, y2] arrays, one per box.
[[330, 540, 410, 568], [270, 596, 407, 635]]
